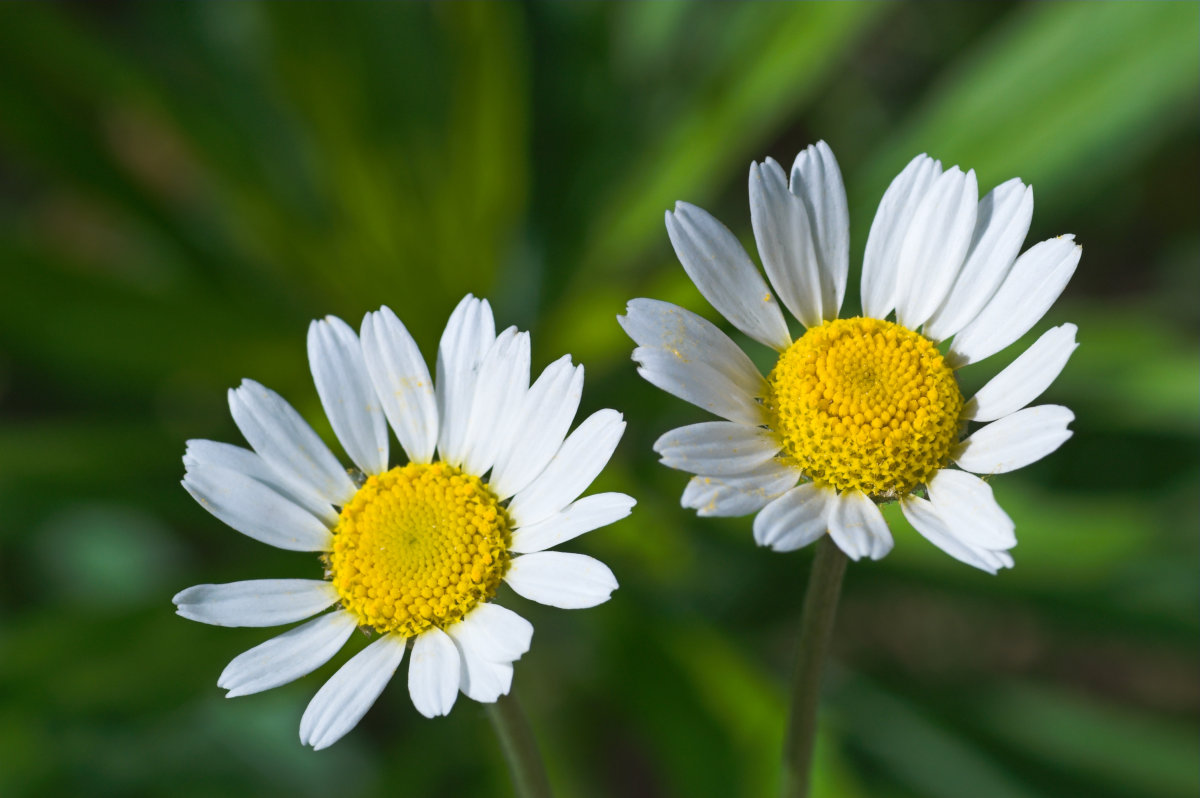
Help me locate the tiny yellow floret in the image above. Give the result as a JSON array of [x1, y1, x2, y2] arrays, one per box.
[[764, 317, 962, 497], [327, 462, 511, 637]]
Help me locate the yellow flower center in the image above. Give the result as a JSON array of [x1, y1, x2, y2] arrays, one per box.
[[764, 317, 963, 497], [327, 462, 512, 637]]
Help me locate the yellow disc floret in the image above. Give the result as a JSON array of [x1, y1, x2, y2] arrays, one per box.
[[764, 317, 963, 497], [327, 462, 511, 637]]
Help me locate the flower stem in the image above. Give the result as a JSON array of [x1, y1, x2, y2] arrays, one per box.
[[782, 535, 848, 798], [486, 692, 555, 798]]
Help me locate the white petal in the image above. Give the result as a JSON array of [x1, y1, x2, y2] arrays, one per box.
[[964, 324, 1078, 422], [949, 236, 1081, 366], [680, 460, 799, 517], [464, 655, 514, 703], [861, 154, 943, 319], [955, 405, 1074, 475], [408, 628, 460, 718], [447, 626, 514, 703], [901, 496, 1011, 574], [436, 295, 497, 466], [504, 552, 618, 609], [749, 158, 824, 327], [182, 462, 333, 551], [790, 140, 849, 319], [653, 421, 781, 476], [665, 202, 791, 351], [184, 439, 336, 526], [299, 634, 406, 750], [507, 409, 626, 528], [490, 356, 584, 500], [219, 610, 358, 697], [308, 316, 389, 475], [926, 469, 1016, 550], [752, 482, 834, 552], [361, 306, 439, 464], [827, 491, 894, 561], [228, 380, 356, 506], [173, 579, 338, 627], [619, 298, 766, 398], [184, 438, 262, 474], [923, 179, 1034, 341], [510, 492, 635, 554], [894, 167, 978, 329], [460, 328, 531, 477], [452, 603, 533, 663], [631, 347, 765, 427]]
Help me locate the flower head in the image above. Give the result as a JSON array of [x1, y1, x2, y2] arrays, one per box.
[[175, 296, 632, 749], [621, 142, 1078, 571]]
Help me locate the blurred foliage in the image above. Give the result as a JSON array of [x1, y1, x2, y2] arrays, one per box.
[[0, 2, 1197, 797]]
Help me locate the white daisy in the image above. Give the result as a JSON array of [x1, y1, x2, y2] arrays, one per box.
[[620, 141, 1078, 573], [174, 295, 632, 749]]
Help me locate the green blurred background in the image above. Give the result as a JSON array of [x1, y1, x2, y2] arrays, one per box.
[[1, 3, 1196, 797]]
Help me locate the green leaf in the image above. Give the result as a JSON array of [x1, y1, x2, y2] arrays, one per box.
[[971, 682, 1200, 798], [856, 2, 1200, 214], [834, 677, 1040, 798]]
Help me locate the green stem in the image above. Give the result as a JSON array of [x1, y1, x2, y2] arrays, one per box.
[[486, 692, 555, 798], [782, 535, 849, 798]]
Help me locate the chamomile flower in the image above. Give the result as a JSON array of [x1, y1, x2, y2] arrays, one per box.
[[175, 295, 632, 749], [620, 142, 1078, 572]]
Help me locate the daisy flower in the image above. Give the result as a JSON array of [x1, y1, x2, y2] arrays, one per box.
[[620, 141, 1078, 572], [174, 295, 631, 749]]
